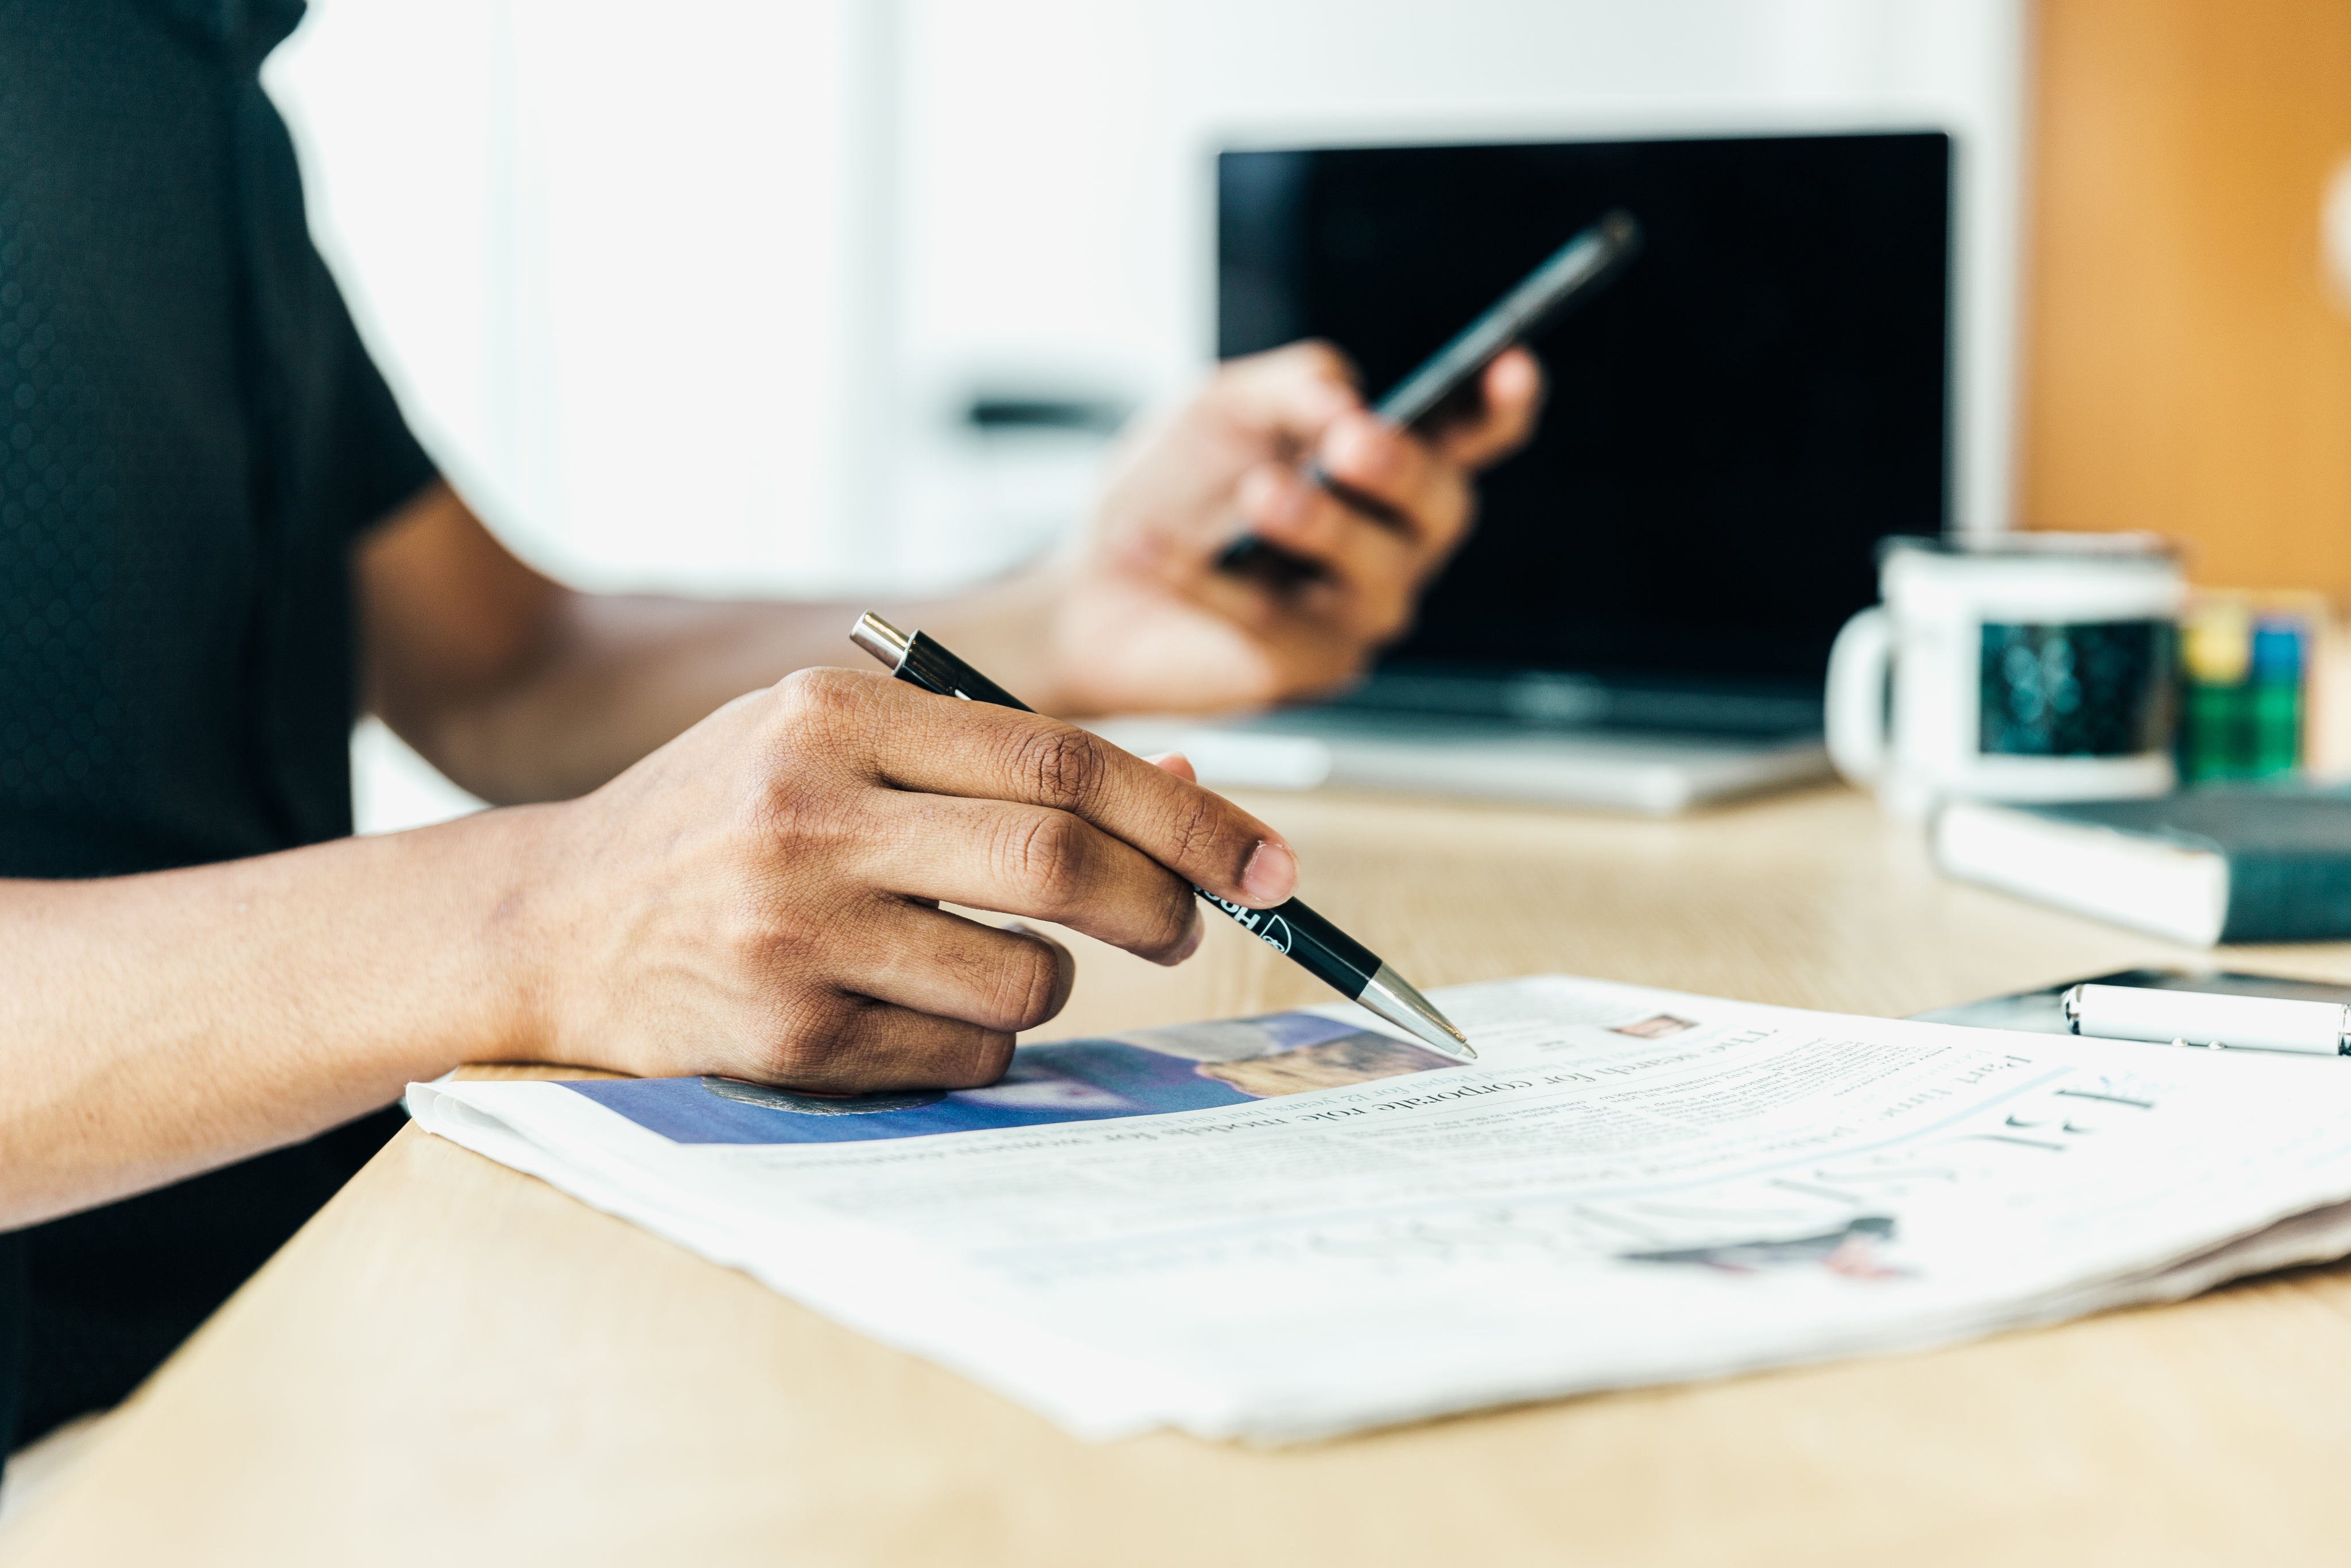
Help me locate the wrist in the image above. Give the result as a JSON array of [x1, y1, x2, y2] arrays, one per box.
[[446, 801, 571, 1068]]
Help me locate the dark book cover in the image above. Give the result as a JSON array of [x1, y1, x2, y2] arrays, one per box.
[[2025, 788, 2351, 943]]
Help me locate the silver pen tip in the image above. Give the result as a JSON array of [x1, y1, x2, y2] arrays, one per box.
[[1356, 963, 1477, 1063]]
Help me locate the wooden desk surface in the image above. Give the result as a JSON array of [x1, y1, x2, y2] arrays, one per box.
[[15, 786, 2351, 1566]]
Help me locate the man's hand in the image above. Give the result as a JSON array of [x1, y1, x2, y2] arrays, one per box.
[[0, 665, 1292, 1225], [1042, 341, 1543, 715], [514, 669, 1298, 1092]]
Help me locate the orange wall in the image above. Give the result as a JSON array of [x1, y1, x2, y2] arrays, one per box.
[[2022, 0, 2351, 598]]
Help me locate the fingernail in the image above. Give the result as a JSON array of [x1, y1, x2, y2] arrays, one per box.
[[1241, 839, 1298, 905]]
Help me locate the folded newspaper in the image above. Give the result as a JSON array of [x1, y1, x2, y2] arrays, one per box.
[[408, 975, 2351, 1445]]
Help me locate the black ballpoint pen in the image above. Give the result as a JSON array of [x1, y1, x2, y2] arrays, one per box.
[[848, 611, 1476, 1062]]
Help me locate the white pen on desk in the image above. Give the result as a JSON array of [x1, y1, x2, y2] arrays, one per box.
[[2062, 983, 2351, 1057]]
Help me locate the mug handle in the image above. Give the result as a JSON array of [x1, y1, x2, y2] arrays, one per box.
[[1824, 607, 1893, 786]]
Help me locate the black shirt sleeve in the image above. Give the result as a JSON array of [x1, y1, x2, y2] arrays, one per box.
[[316, 287, 439, 541], [0, 1233, 22, 1468], [227, 68, 439, 544]]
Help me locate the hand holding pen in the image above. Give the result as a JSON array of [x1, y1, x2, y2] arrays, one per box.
[[510, 661, 1355, 1093], [852, 612, 1473, 1059]]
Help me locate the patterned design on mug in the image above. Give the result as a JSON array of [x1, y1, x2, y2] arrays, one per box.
[[1978, 620, 2172, 757]]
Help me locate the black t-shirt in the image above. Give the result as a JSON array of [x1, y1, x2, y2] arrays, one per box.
[[0, 0, 439, 1454]]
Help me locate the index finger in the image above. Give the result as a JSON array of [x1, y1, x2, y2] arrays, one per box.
[[851, 675, 1301, 909]]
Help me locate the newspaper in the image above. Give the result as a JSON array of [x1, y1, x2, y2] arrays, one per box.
[[407, 975, 2351, 1444]]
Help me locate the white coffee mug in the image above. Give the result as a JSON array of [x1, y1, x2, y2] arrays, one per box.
[[1825, 534, 2184, 819]]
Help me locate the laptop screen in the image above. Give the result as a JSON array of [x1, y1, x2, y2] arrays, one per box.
[[1218, 132, 1949, 728]]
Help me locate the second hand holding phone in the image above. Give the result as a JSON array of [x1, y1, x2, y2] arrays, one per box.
[[1217, 207, 1643, 582]]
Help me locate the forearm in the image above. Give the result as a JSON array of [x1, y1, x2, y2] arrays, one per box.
[[0, 807, 552, 1228], [411, 561, 1081, 805]]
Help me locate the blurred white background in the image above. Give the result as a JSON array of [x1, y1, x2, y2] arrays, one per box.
[[265, 0, 2029, 830]]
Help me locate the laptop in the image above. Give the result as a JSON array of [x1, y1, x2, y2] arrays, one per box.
[[1100, 131, 1950, 814]]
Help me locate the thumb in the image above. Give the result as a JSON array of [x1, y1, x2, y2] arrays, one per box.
[[1211, 341, 1364, 444]]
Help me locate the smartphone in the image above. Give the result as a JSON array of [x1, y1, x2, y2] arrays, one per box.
[[1217, 206, 1643, 581]]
